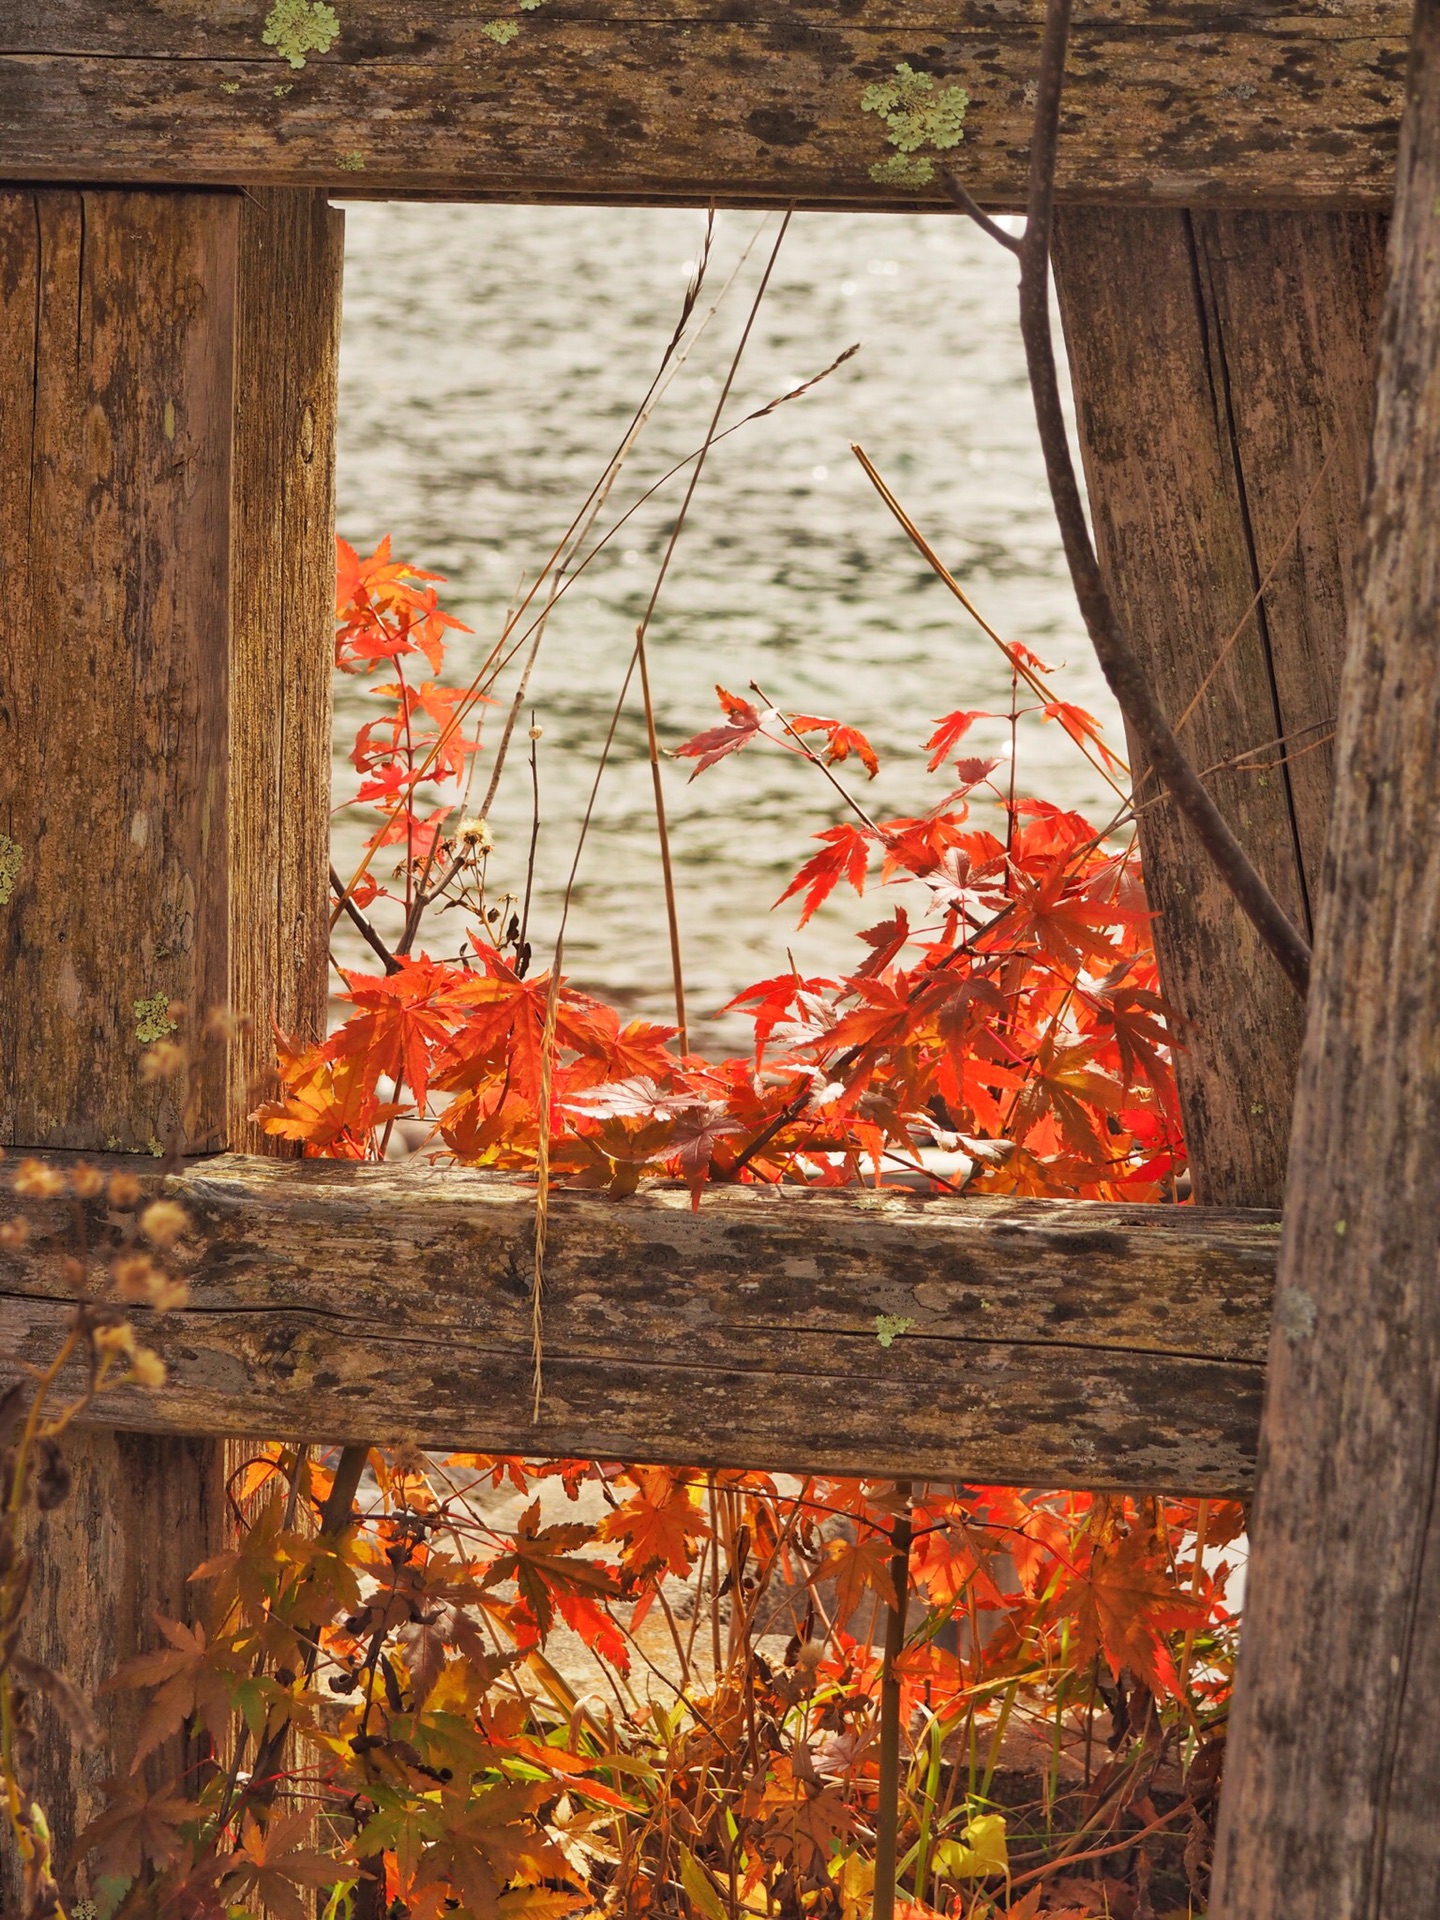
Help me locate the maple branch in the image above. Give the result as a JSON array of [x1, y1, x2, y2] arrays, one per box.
[[330, 865, 400, 976], [944, 0, 1312, 1000], [747, 678, 884, 836]]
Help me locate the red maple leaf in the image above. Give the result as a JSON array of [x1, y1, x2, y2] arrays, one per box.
[[924, 709, 993, 772], [329, 956, 462, 1110], [598, 1468, 709, 1580], [673, 686, 766, 776], [776, 822, 875, 925], [791, 715, 880, 779]]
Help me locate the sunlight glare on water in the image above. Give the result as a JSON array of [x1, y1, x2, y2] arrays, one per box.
[[334, 204, 1120, 1051]]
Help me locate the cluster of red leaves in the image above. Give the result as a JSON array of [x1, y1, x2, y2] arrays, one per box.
[[81, 541, 1234, 1920], [86, 1448, 1241, 1920], [260, 548, 1184, 1212]]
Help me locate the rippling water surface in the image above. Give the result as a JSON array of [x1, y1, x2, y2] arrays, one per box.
[[334, 203, 1119, 1049]]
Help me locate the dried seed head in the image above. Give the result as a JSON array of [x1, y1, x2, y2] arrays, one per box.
[[94, 1322, 137, 1361], [108, 1172, 143, 1209], [203, 1006, 236, 1040], [139, 1200, 188, 1249], [129, 1348, 167, 1389], [457, 817, 494, 853], [140, 1040, 187, 1083], [12, 1160, 65, 1199], [113, 1254, 160, 1302], [151, 1275, 189, 1313], [114, 1253, 187, 1312], [0, 1218, 29, 1250], [528, 723, 543, 740], [68, 1162, 105, 1199], [60, 1256, 87, 1294]]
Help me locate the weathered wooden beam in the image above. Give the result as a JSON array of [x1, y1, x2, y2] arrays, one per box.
[[0, 1, 1410, 209], [0, 186, 340, 1152], [1053, 209, 1386, 1205], [1213, 4, 1440, 1910], [0, 188, 340, 1903], [0, 1156, 1280, 1494]]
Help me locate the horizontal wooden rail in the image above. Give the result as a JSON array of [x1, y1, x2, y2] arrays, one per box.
[[0, 1155, 1280, 1491], [0, 2, 1407, 208]]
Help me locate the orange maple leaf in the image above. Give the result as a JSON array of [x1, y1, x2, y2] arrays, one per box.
[[598, 1469, 709, 1579]]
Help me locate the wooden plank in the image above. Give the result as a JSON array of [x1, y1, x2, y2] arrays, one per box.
[[0, 186, 339, 1156], [16, 1433, 228, 1894], [1052, 209, 1385, 1205], [0, 188, 236, 1153], [229, 187, 342, 1149], [0, 1, 1411, 208], [1212, 4, 1440, 1911], [0, 1156, 1280, 1494], [0, 188, 341, 1904]]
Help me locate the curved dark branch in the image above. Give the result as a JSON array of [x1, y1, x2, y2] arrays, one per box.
[[330, 865, 401, 976], [952, 0, 1312, 1000], [940, 176, 1024, 254]]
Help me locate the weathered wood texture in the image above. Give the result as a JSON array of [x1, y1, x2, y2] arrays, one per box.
[[229, 187, 342, 1150], [0, 1157, 1280, 1494], [0, 188, 340, 1904], [1053, 209, 1386, 1206], [0, 189, 236, 1152], [15, 1433, 227, 1893], [1212, 6, 1440, 1914], [0, 187, 338, 1155], [0, 1, 1411, 209]]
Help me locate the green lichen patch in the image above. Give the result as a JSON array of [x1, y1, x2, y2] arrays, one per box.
[[134, 992, 179, 1047], [262, 0, 340, 70], [0, 835, 21, 906], [220, 80, 241, 94], [875, 1312, 915, 1349], [861, 62, 968, 187], [482, 19, 520, 44], [338, 150, 367, 170]]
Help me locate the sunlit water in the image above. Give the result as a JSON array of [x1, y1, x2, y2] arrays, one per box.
[[334, 204, 1120, 1052]]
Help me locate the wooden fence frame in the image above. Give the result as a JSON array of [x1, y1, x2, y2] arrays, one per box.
[[3, 4, 1432, 1907]]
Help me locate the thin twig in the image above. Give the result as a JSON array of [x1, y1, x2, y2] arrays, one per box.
[[851, 444, 1131, 799], [329, 339, 859, 927], [531, 214, 798, 1403], [632, 208, 796, 1049], [873, 1485, 914, 1920], [945, 0, 1311, 999], [518, 716, 542, 969], [748, 677, 885, 834]]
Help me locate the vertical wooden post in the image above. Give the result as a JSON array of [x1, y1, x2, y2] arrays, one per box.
[[1212, 8, 1440, 1911], [0, 186, 340, 1894], [1052, 209, 1385, 1205]]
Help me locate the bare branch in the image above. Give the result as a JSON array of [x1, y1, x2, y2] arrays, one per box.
[[330, 865, 401, 976], [955, 0, 1313, 999], [940, 175, 1024, 254]]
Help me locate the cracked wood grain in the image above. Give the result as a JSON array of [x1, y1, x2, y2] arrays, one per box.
[[1053, 207, 1386, 1204], [1212, 2, 1440, 1910], [0, 1156, 1280, 1492], [0, 188, 340, 1903], [0, 1, 1411, 207]]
